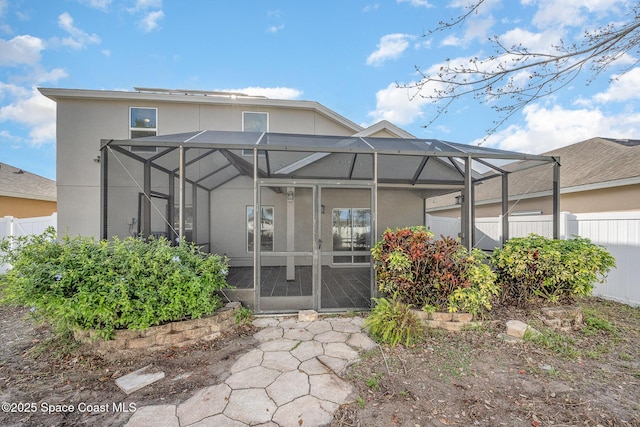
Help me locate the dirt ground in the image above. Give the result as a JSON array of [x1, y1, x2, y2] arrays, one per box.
[[0, 297, 638, 427]]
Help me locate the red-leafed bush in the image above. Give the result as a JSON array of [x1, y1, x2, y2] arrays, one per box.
[[371, 226, 497, 315]]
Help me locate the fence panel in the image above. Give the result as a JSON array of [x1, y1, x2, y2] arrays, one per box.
[[0, 214, 57, 273], [425, 211, 639, 306], [570, 212, 640, 307]]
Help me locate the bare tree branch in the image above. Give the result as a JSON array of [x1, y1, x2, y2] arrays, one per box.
[[408, 1, 640, 143]]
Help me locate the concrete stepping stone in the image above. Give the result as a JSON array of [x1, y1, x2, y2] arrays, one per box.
[[259, 338, 298, 352], [347, 332, 377, 351], [225, 365, 280, 389], [115, 364, 165, 395], [329, 320, 362, 333], [253, 326, 283, 342], [316, 355, 348, 374], [177, 383, 231, 425], [125, 404, 178, 427], [283, 327, 314, 341], [224, 389, 277, 425], [266, 370, 310, 406], [299, 358, 331, 375], [272, 395, 337, 427], [305, 320, 332, 334], [323, 342, 359, 360], [309, 373, 357, 404], [261, 351, 300, 372], [187, 414, 248, 426], [291, 340, 324, 362], [314, 330, 349, 343], [252, 317, 279, 328], [230, 349, 263, 373]]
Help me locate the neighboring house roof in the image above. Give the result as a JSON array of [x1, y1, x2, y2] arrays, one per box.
[[39, 87, 365, 135], [427, 137, 640, 209], [0, 162, 56, 202]]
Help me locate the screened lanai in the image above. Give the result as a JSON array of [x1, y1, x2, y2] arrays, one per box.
[[100, 130, 560, 313]]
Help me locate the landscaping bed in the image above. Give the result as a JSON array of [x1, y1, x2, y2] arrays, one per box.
[[333, 297, 640, 427], [0, 297, 638, 426]]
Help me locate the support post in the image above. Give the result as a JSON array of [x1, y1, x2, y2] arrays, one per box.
[[552, 158, 561, 239], [286, 186, 295, 280], [462, 156, 473, 252], [143, 161, 151, 238], [168, 172, 176, 242], [501, 172, 509, 246], [178, 145, 185, 243], [192, 181, 198, 244], [101, 147, 108, 240]]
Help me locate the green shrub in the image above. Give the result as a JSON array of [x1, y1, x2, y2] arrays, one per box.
[[491, 234, 615, 307], [0, 228, 229, 339], [364, 295, 423, 347], [371, 226, 498, 315]]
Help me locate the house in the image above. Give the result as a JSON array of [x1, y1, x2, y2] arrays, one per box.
[[0, 162, 56, 218], [39, 87, 558, 313], [425, 137, 640, 218]]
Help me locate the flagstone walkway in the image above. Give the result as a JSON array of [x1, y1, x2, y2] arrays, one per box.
[[125, 314, 376, 427]]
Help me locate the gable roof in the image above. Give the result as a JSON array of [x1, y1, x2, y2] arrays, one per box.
[[354, 120, 415, 138], [547, 137, 640, 188], [426, 137, 640, 209], [0, 162, 56, 202], [39, 87, 365, 135]]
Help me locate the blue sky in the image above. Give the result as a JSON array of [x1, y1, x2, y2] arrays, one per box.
[[1, 0, 639, 180]]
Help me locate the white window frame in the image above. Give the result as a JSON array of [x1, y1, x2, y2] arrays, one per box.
[[130, 107, 158, 153]]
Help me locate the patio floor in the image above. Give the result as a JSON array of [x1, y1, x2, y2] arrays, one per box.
[[226, 265, 371, 309]]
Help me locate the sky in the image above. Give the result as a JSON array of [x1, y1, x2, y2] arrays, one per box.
[[1, 0, 640, 180]]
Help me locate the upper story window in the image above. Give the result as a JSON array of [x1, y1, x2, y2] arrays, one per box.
[[130, 107, 157, 153], [242, 111, 268, 132], [242, 112, 268, 156]]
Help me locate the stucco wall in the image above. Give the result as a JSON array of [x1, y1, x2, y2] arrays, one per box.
[[55, 96, 359, 239], [0, 196, 57, 218]]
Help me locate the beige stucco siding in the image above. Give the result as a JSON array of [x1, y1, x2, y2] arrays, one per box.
[[54, 96, 361, 238], [0, 196, 57, 218]]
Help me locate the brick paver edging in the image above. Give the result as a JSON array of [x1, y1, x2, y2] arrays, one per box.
[[73, 302, 240, 356]]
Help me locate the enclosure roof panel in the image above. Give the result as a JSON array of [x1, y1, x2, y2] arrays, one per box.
[[103, 130, 557, 188]]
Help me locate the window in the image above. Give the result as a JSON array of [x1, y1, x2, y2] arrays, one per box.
[[242, 112, 268, 156], [332, 208, 371, 264], [130, 107, 157, 153], [247, 206, 274, 252], [243, 111, 268, 132]]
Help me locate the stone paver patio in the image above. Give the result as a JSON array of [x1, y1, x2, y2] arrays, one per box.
[[125, 314, 376, 427]]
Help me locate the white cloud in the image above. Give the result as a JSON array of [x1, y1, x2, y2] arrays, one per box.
[[267, 24, 284, 34], [79, 0, 112, 11], [397, 0, 433, 8], [128, 0, 162, 13], [500, 27, 564, 55], [225, 86, 303, 99], [367, 33, 414, 66], [593, 68, 640, 103], [0, 87, 57, 146], [139, 10, 164, 32], [0, 35, 44, 66], [57, 12, 101, 49], [366, 82, 430, 125], [475, 103, 640, 154], [529, 0, 623, 30]]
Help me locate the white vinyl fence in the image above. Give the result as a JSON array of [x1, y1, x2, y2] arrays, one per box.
[[426, 211, 640, 307], [0, 213, 57, 273]]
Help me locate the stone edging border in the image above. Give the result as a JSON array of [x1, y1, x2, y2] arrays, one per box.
[[73, 302, 240, 356], [410, 309, 480, 331]]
